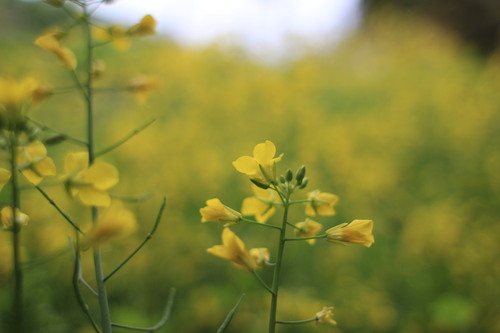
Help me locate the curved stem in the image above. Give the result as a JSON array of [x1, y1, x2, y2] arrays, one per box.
[[276, 318, 316, 325], [252, 270, 274, 294], [241, 217, 281, 230], [284, 235, 327, 242]]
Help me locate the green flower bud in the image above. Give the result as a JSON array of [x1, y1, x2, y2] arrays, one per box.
[[44, 134, 68, 145], [250, 178, 270, 190], [299, 177, 309, 189], [295, 165, 306, 185], [279, 175, 287, 184], [285, 168, 293, 182]]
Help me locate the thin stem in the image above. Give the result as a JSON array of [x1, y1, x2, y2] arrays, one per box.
[[27, 117, 87, 146], [104, 197, 166, 281], [95, 118, 156, 157], [35, 185, 85, 234], [284, 235, 327, 242], [268, 184, 289, 333], [252, 270, 274, 294], [241, 217, 281, 230], [110, 288, 176, 332], [9, 132, 23, 333], [276, 318, 316, 325]]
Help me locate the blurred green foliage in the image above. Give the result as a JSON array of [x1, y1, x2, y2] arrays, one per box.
[[1, 3, 499, 333]]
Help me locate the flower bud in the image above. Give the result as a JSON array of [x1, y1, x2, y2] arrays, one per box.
[[44, 134, 68, 145], [295, 165, 306, 185], [299, 177, 308, 189], [279, 175, 287, 184], [285, 168, 293, 182], [250, 178, 270, 190]]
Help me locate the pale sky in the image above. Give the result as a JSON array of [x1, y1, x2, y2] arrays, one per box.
[[96, 0, 362, 60]]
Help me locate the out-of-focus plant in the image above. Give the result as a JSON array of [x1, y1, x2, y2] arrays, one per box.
[[201, 140, 375, 332]]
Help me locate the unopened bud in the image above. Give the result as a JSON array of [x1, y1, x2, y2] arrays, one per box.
[[285, 169, 293, 182], [295, 165, 306, 185], [299, 177, 309, 189], [44, 134, 68, 145], [279, 175, 287, 184], [250, 178, 270, 190]]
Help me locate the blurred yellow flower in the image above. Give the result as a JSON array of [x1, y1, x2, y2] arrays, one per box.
[[0, 168, 11, 191], [35, 28, 77, 69], [17, 141, 57, 185], [315, 306, 337, 325], [1, 207, 29, 229], [305, 189, 339, 216], [249, 247, 270, 268], [200, 198, 241, 225], [294, 218, 323, 245], [128, 76, 161, 103], [61, 152, 119, 207], [128, 15, 157, 37], [232, 140, 283, 187], [82, 202, 137, 249], [326, 220, 374, 247], [92, 25, 130, 51], [241, 185, 278, 223], [207, 228, 257, 273]]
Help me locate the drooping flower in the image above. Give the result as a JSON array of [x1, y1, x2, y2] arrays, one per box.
[[17, 141, 57, 185], [207, 228, 257, 273], [200, 199, 241, 225], [61, 152, 119, 207], [326, 220, 374, 247], [127, 76, 161, 103], [0, 77, 49, 129], [249, 247, 270, 269], [0, 168, 11, 191], [315, 307, 337, 325], [241, 185, 278, 223], [1, 207, 29, 230], [82, 202, 137, 249], [92, 25, 130, 51], [294, 218, 323, 245], [305, 190, 339, 216], [128, 15, 157, 37], [232, 140, 283, 187], [35, 28, 77, 69]]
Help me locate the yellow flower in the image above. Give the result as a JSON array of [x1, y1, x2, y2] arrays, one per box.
[[128, 76, 161, 103], [315, 306, 337, 325], [82, 202, 137, 249], [200, 198, 241, 225], [61, 152, 119, 207], [241, 185, 278, 223], [232, 140, 284, 187], [326, 220, 374, 247], [0, 77, 48, 129], [1, 207, 29, 229], [294, 218, 323, 245], [128, 15, 157, 37], [92, 25, 130, 51], [17, 141, 57, 185], [305, 190, 339, 216], [207, 228, 257, 273], [35, 28, 77, 69], [0, 168, 11, 191], [249, 247, 270, 268]]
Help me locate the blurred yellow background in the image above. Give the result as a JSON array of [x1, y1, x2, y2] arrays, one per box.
[[1, 2, 499, 333]]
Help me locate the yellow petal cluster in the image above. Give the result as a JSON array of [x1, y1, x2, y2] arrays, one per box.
[[17, 141, 57, 185], [35, 28, 77, 70], [1, 207, 29, 229], [326, 220, 375, 247], [92, 25, 130, 51], [82, 202, 137, 249], [61, 152, 119, 207], [305, 189, 339, 216], [128, 15, 157, 37], [241, 185, 278, 223], [232, 140, 283, 187], [0, 168, 11, 191], [128, 76, 161, 104], [249, 247, 270, 269], [294, 218, 323, 245], [207, 228, 257, 273], [200, 198, 241, 225], [315, 306, 337, 325]]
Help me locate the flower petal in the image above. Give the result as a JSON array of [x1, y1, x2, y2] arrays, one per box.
[[78, 187, 111, 207], [253, 140, 276, 165], [232, 156, 258, 175], [85, 162, 119, 190]]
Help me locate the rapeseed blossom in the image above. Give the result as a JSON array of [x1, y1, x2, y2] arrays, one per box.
[[249, 247, 270, 268], [305, 190, 338, 216], [233, 140, 283, 187], [1, 207, 29, 230], [17, 141, 56, 185], [241, 185, 278, 223], [61, 152, 119, 207], [315, 306, 337, 325], [326, 220, 374, 247], [294, 219, 323, 245], [200, 199, 241, 225], [207, 228, 257, 273], [35, 28, 77, 70]]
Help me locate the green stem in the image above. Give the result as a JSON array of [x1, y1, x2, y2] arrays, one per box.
[[284, 235, 327, 242], [241, 217, 282, 230], [82, 5, 112, 332], [276, 318, 316, 325], [252, 270, 274, 294], [9, 132, 24, 333], [268, 184, 289, 333]]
